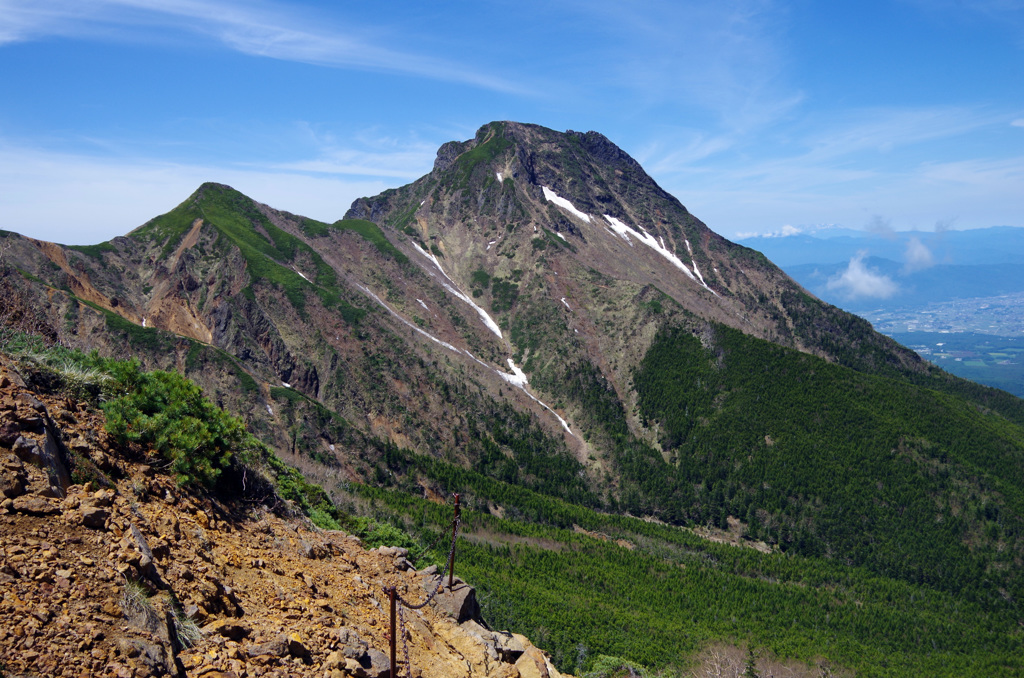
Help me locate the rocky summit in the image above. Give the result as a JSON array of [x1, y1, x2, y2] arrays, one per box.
[[0, 354, 569, 678], [2, 121, 1024, 676]]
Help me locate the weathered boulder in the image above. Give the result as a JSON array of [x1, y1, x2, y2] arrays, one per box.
[[12, 495, 60, 516], [336, 626, 370, 659], [427, 576, 481, 624], [80, 506, 110, 529], [0, 453, 27, 498], [247, 633, 310, 662]]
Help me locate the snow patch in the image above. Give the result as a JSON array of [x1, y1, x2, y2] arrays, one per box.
[[691, 261, 707, 286], [329, 444, 335, 451], [281, 382, 291, 388], [501, 360, 573, 434], [604, 214, 636, 245], [496, 172, 503, 182], [684, 239, 693, 255], [556, 232, 566, 241], [560, 297, 571, 310], [603, 215, 717, 295], [295, 269, 310, 282], [411, 242, 503, 338], [266, 405, 273, 416], [500, 359, 529, 388], [486, 240, 497, 251], [417, 299, 429, 311], [355, 282, 576, 439], [420, 200, 425, 206], [141, 317, 146, 328], [542, 186, 591, 223]]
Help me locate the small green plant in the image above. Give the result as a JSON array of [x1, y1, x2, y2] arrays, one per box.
[[102, 364, 249, 487], [349, 516, 422, 558], [119, 578, 157, 627], [171, 604, 202, 648]]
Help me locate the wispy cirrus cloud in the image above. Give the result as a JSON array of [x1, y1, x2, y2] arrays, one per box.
[[0, 0, 530, 94], [0, 137, 430, 244], [575, 0, 802, 131], [639, 104, 1023, 233]]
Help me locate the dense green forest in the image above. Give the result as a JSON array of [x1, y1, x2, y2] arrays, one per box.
[[339, 478, 1024, 677], [8, 311, 1024, 675], [630, 323, 1024, 609], [317, 319, 1024, 676]]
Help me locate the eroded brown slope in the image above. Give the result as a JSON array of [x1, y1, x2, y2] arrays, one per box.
[[0, 357, 570, 678]]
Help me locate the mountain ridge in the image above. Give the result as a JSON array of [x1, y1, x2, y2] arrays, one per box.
[[3, 120, 1024, 675]]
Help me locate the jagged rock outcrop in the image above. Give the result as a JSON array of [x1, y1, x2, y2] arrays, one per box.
[[0, 356, 573, 678]]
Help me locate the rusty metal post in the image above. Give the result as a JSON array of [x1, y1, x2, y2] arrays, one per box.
[[386, 586, 397, 677], [448, 493, 460, 589]]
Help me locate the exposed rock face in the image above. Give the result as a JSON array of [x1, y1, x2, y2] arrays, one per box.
[[0, 120, 937, 538], [0, 358, 574, 678]]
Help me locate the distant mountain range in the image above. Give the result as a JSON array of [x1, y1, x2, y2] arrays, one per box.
[[738, 227, 1024, 396], [739, 226, 1024, 312]]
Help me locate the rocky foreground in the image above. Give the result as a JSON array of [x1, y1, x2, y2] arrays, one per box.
[[0, 357, 571, 678]]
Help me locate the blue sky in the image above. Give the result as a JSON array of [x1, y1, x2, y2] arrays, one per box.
[[1, 0, 1022, 245]]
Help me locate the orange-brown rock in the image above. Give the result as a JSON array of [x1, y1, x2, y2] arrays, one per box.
[[0, 358, 574, 678]]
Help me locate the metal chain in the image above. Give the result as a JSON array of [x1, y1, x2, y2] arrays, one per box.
[[398, 516, 460, 610], [397, 599, 413, 678], [383, 494, 462, 678]]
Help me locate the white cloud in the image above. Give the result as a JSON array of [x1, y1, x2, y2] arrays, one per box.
[[826, 252, 899, 300], [569, 0, 801, 131], [735, 224, 803, 239], [0, 0, 528, 93], [903, 236, 934, 272], [1012, 119, 1024, 127]]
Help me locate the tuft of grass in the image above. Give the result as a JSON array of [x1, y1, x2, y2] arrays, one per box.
[[171, 605, 202, 648], [119, 578, 158, 627]]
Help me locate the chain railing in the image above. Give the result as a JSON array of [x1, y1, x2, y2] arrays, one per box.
[[382, 493, 461, 678]]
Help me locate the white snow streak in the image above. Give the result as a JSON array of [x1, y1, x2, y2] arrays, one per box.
[[266, 405, 273, 416], [282, 382, 291, 388], [496, 172, 503, 182], [691, 260, 707, 286], [358, 283, 466, 356], [602, 215, 717, 295], [416, 299, 429, 311], [556, 232, 566, 241], [684, 239, 693, 255], [295, 269, 310, 282], [355, 281, 575, 438], [560, 297, 571, 310], [542, 187, 591, 223], [486, 240, 497, 251], [500, 359, 529, 388], [141, 317, 146, 328], [411, 242, 503, 338]]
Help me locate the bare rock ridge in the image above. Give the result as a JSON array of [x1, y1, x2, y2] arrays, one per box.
[[0, 355, 571, 678], [0, 121, 930, 477]]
